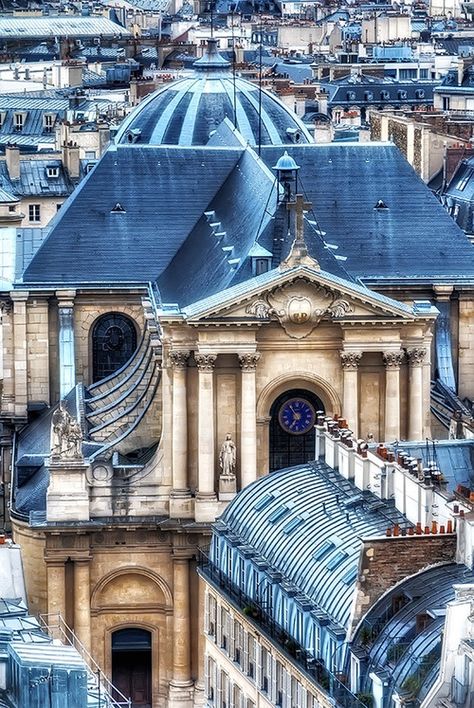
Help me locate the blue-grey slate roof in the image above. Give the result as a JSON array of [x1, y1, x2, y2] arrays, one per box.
[[396, 439, 474, 492], [20, 140, 474, 294], [260, 143, 474, 284], [22, 145, 243, 285]]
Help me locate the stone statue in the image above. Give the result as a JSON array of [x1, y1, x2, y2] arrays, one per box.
[[219, 434, 236, 477], [51, 401, 83, 460]]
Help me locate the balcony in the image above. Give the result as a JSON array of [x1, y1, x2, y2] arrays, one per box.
[[199, 552, 368, 708]]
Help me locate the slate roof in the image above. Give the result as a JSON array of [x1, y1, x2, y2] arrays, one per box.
[[115, 40, 312, 147], [22, 145, 243, 285], [0, 16, 130, 40], [0, 160, 74, 198], [324, 76, 436, 107], [20, 141, 474, 293], [396, 439, 474, 492], [260, 143, 474, 284]]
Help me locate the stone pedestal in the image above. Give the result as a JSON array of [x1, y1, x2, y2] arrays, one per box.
[[218, 474, 237, 501], [46, 459, 90, 522]]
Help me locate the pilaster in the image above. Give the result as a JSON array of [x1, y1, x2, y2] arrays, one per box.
[[195, 353, 218, 522], [169, 555, 194, 707], [340, 351, 361, 436], [74, 558, 91, 653], [169, 350, 193, 518], [0, 300, 14, 416], [407, 347, 426, 441], [383, 351, 404, 442], [11, 291, 28, 418], [239, 352, 260, 489], [56, 290, 76, 399]]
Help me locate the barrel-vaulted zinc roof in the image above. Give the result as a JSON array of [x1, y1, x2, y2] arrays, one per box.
[[219, 461, 411, 630]]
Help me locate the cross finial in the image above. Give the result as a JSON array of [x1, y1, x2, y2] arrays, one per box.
[[280, 194, 320, 271]]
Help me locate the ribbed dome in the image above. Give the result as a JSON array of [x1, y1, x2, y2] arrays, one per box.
[[115, 40, 312, 147]]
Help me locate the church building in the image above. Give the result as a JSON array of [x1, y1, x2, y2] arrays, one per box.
[[1, 41, 474, 707]]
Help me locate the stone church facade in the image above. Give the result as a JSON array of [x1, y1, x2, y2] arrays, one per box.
[[1, 42, 474, 708]]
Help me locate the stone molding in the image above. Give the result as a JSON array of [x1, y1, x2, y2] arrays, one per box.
[[406, 347, 427, 367], [169, 350, 190, 370], [238, 353, 260, 371], [195, 353, 216, 372], [340, 351, 362, 370], [383, 351, 405, 369]]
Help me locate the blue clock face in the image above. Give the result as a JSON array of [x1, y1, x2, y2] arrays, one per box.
[[278, 398, 316, 435]]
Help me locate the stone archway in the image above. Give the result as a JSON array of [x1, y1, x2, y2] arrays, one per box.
[[91, 567, 173, 708], [269, 388, 325, 472], [256, 372, 341, 476]]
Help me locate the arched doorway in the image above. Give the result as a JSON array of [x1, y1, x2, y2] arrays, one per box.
[[269, 388, 324, 471], [91, 313, 137, 383], [112, 628, 152, 707]]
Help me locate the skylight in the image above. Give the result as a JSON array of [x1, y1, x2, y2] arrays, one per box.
[[283, 516, 305, 535], [341, 567, 358, 585], [313, 540, 335, 561], [254, 494, 274, 512], [268, 505, 291, 524], [327, 551, 349, 571]]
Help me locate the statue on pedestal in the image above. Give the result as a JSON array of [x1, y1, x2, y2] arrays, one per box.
[[219, 434, 236, 477], [51, 402, 83, 461], [219, 434, 237, 501]]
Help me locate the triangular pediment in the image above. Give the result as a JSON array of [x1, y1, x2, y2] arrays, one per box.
[[180, 266, 427, 337]]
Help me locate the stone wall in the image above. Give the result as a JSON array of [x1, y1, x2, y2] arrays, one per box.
[[350, 534, 457, 633]]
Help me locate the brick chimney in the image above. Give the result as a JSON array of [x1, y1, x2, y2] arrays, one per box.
[[5, 144, 20, 180], [62, 141, 80, 179]]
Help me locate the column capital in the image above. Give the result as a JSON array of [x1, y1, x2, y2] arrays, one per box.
[[340, 351, 362, 370], [406, 347, 427, 367], [383, 351, 405, 369], [239, 352, 260, 371], [169, 350, 190, 370], [195, 353, 216, 372], [10, 290, 29, 303]]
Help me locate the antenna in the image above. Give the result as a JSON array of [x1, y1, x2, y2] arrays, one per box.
[[210, 0, 214, 38], [258, 11, 263, 156], [231, 5, 237, 128]]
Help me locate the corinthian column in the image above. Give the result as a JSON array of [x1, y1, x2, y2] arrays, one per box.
[[169, 350, 190, 495], [407, 347, 426, 441], [340, 351, 362, 436], [383, 351, 404, 442], [239, 353, 260, 489], [196, 353, 217, 498]]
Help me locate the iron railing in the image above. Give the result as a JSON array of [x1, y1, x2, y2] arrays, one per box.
[[199, 552, 369, 708], [39, 612, 131, 708]]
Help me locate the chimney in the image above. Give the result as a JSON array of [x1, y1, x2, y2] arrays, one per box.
[[5, 144, 20, 180], [63, 141, 80, 179]]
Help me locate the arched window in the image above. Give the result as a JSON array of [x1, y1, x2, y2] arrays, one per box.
[[269, 388, 324, 472], [92, 313, 137, 383]]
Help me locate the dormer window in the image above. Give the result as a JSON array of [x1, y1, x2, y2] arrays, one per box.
[[43, 113, 56, 133], [0, 112, 6, 128], [347, 91, 356, 101], [364, 91, 373, 101], [14, 112, 26, 132], [415, 89, 425, 99], [46, 165, 59, 178], [398, 90, 408, 100], [249, 243, 272, 276]]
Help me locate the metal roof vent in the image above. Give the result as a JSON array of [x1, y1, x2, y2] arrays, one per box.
[[111, 202, 126, 213], [374, 199, 389, 210]]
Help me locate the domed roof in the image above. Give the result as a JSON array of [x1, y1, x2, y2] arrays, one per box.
[[115, 40, 312, 147]]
